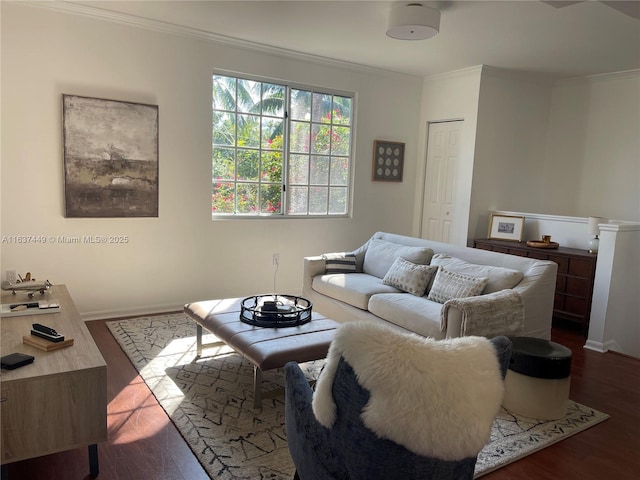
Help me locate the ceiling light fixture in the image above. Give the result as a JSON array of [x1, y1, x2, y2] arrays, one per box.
[[386, 3, 441, 40]]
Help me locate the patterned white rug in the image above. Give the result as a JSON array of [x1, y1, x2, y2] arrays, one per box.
[[107, 314, 609, 479]]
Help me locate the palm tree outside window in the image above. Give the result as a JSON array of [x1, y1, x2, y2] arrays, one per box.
[[212, 73, 353, 217]]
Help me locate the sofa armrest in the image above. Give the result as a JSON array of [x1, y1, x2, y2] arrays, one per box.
[[302, 237, 370, 295], [303, 256, 327, 296], [442, 307, 463, 338]]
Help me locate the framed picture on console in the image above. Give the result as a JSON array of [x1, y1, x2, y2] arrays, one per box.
[[488, 213, 525, 241], [63, 94, 159, 218]]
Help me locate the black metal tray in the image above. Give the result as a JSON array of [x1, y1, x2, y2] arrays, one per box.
[[240, 294, 312, 328]]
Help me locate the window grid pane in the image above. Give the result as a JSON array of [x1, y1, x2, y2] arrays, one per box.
[[213, 74, 352, 217]]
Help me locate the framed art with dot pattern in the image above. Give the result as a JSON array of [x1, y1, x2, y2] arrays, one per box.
[[372, 140, 405, 182]]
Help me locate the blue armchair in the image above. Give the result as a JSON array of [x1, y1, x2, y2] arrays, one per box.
[[285, 322, 512, 480]]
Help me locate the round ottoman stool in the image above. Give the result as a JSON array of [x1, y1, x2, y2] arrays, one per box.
[[502, 336, 572, 420]]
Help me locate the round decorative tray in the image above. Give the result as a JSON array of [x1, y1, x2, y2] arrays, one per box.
[[240, 294, 312, 328], [526, 240, 560, 249]]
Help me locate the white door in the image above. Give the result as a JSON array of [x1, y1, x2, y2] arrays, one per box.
[[420, 121, 462, 243]]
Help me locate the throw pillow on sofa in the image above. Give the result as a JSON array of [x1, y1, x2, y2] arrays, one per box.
[[363, 238, 434, 279], [430, 254, 524, 294], [382, 257, 438, 297], [322, 253, 358, 274], [427, 268, 488, 304]]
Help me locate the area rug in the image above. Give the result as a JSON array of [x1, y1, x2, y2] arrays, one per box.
[[107, 314, 609, 479]]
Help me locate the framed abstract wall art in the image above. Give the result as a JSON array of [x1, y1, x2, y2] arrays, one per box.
[[372, 140, 404, 182], [63, 94, 159, 217]]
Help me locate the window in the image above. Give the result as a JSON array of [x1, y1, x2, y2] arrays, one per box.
[[212, 73, 353, 217]]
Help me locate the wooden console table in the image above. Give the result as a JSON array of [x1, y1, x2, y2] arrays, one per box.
[[473, 238, 597, 332], [1, 284, 107, 477]]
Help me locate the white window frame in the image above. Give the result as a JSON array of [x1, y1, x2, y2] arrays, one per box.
[[212, 71, 355, 219]]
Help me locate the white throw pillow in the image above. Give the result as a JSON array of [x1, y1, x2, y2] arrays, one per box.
[[427, 268, 488, 304], [382, 257, 438, 297], [430, 254, 523, 294], [363, 239, 434, 279]]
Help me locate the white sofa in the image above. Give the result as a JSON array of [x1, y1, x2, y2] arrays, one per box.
[[302, 231, 558, 340]]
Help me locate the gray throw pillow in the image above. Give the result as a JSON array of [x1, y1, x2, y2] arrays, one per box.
[[363, 239, 434, 279], [430, 254, 523, 294], [427, 268, 488, 304], [383, 257, 438, 296]]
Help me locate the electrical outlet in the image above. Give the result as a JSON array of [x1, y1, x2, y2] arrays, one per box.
[[6, 270, 17, 284], [272, 253, 279, 266]]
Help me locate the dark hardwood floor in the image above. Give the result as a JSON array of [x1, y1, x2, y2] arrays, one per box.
[[4, 319, 639, 480]]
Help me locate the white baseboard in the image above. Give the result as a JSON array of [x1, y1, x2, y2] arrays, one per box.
[[583, 340, 607, 353], [583, 339, 622, 354], [82, 303, 185, 322], [81, 289, 305, 322]]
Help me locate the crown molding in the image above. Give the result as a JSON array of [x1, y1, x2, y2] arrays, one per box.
[[19, 0, 414, 79], [480, 65, 558, 86], [424, 65, 484, 83], [556, 69, 640, 86]]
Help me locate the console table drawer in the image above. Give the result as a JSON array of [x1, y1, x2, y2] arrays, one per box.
[[568, 258, 593, 278], [564, 296, 589, 316], [547, 255, 569, 274], [566, 276, 590, 297]]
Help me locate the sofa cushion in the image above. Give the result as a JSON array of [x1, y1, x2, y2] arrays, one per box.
[[427, 268, 488, 304], [368, 293, 445, 339], [313, 273, 400, 310], [382, 257, 438, 297], [430, 254, 523, 294], [322, 252, 357, 274], [363, 239, 434, 279]]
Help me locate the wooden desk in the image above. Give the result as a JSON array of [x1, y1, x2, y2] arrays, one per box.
[[1, 285, 107, 476]]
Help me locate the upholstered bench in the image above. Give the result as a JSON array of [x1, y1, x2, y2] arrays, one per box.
[[184, 297, 338, 408], [502, 336, 573, 420]]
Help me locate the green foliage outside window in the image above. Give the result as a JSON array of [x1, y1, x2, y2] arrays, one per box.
[[212, 75, 352, 216]]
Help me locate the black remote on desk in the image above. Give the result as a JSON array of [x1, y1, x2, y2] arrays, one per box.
[[33, 323, 58, 336], [31, 323, 64, 342]]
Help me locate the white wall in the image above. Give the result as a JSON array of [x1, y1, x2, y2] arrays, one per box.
[[426, 67, 639, 245], [472, 68, 554, 239], [543, 71, 640, 221], [413, 66, 482, 246], [0, 3, 423, 318]]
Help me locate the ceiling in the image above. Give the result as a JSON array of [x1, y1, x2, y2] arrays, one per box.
[[69, 0, 640, 79]]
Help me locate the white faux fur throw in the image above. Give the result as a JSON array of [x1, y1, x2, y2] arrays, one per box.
[[312, 322, 504, 461]]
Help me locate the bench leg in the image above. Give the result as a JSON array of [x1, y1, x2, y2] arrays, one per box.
[[88, 443, 99, 477], [196, 324, 203, 357], [253, 365, 262, 409]]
